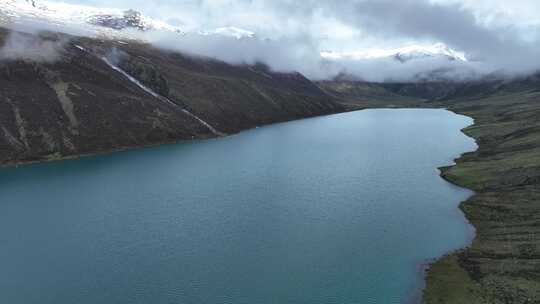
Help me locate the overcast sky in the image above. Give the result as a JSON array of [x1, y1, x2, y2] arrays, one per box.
[[11, 0, 540, 81], [54, 0, 540, 45]]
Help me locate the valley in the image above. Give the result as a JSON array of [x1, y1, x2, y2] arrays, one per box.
[[0, 2, 539, 302]]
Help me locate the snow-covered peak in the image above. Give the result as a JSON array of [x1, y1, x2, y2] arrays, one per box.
[[0, 0, 183, 34], [0, 0, 261, 41], [321, 43, 468, 63], [87, 9, 182, 32], [430, 43, 467, 61]]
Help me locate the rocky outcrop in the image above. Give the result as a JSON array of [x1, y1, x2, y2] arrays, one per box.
[[88, 10, 149, 31]]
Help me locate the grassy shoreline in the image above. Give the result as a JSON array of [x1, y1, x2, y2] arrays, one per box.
[[421, 119, 482, 304], [423, 91, 540, 303]]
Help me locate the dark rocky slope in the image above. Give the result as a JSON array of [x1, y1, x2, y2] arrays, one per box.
[[0, 28, 343, 165]]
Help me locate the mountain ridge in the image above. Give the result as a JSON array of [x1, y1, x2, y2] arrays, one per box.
[[0, 27, 343, 165], [321, 43, 468, 63]]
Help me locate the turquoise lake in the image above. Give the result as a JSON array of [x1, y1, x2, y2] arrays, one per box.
[[0, 109, 477, 304]]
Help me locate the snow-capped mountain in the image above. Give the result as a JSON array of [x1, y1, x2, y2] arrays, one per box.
[[0, 0, 261, 41], [87, 9, 182, 32], [0, 0, 183, 34], [0, 0, 471, 82], [321, 43, 468, 63], [0, 0, 182, 33]]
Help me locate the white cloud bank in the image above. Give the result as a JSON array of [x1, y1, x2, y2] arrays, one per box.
[[2, 0, 540, 81]]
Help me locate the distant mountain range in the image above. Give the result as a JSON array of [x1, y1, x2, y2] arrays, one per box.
[[0, 0, 482, 82], [0, 0, 257, 39], [2, 0, 465, 62], [321, 43, 468, 63], [0, 0, 179, 33]]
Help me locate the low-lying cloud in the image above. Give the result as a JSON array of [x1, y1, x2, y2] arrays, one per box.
[[146, 31, 333, 79], [95, 0, 540, 81], [3, 0, 540, 81], [325, 0, 540, 77], [0, 31, 67, 63]]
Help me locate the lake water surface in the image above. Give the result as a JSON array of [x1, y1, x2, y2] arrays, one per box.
[[0, 109, 477, 304]]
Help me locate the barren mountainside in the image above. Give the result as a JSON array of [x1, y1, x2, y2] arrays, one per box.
[[0, 27, 343, 165]]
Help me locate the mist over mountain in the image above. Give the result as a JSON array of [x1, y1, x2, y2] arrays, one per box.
[[1, 0, 539, 82]]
